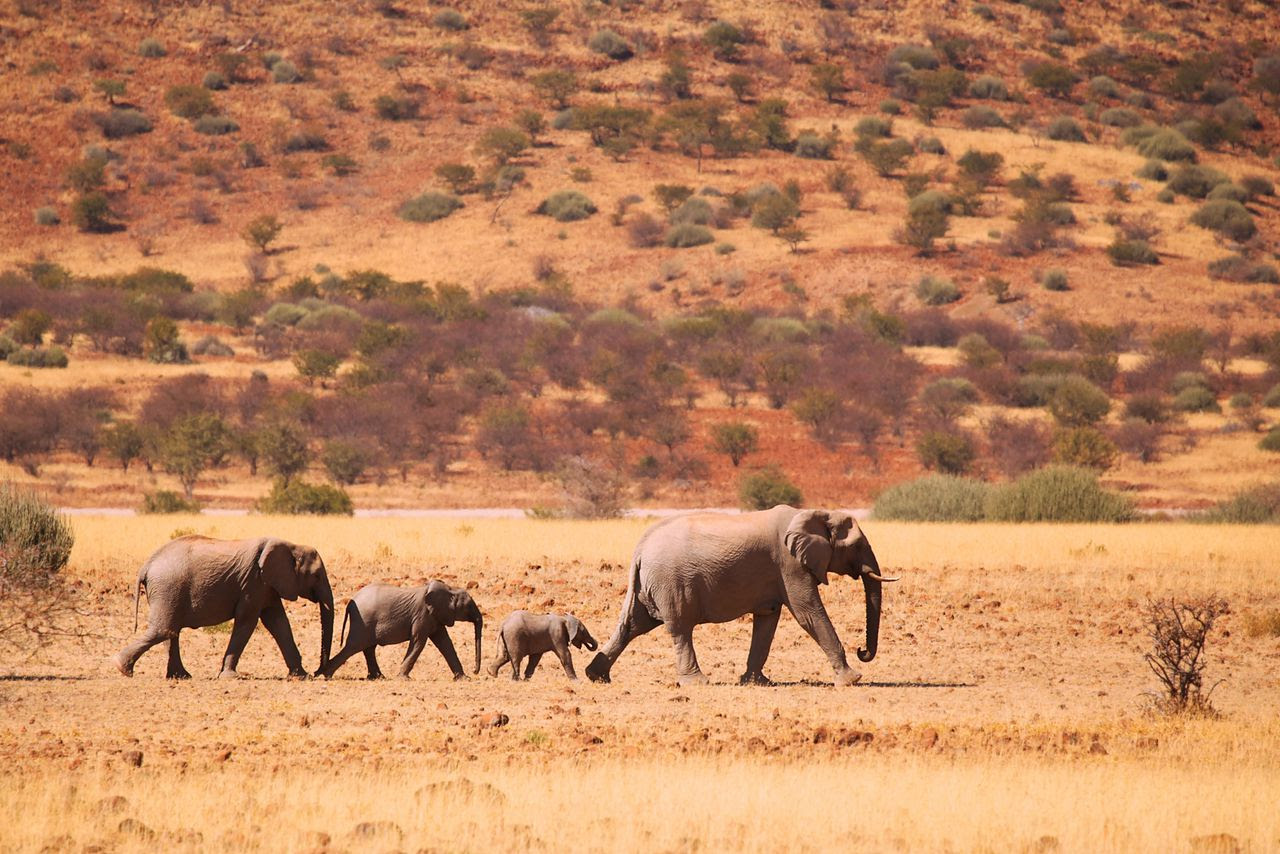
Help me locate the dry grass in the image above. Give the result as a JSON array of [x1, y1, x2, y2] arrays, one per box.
[[3, 517, 1279, 851]]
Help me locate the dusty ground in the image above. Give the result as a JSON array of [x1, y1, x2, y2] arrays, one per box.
[[2, 517, 1278, 851]]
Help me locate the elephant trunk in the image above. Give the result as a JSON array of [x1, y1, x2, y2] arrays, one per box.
[[856, 550, 883, 664], [316, 574, 334, 674], [468, 603, 483, 675]]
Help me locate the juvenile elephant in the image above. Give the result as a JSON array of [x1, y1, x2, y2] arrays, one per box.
[[485, 611, 598, 681], [317, 581, 483, 680], [585, 505, 896, 687], [113, 536, 334, 679]]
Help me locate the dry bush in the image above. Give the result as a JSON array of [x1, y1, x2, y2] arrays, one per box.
[[1144, 595, 1228, 716]]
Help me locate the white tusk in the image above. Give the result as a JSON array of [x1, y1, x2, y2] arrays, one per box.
[[863, 571, 899, 583]]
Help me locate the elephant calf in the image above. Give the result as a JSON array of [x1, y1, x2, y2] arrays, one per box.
[[318, 581, 483, 680], [486, 611, 598, 681]]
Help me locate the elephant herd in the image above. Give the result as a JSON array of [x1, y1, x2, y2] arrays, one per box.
[[114, 506, 896, 687]]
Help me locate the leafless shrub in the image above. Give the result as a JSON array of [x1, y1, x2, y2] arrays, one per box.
[[187, 196, 218, 224], [554, 455, 629, 519], [244, 252, 270, 283], [1144, 595, 1228, 716]]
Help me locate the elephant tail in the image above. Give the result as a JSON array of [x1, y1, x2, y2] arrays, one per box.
[[132, 565, 147, 634], [339, 600, 354, 646]]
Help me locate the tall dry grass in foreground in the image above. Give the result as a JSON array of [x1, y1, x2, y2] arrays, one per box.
[[4, 745, 1279, 853]]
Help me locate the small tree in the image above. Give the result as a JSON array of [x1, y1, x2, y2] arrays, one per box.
[[477, 126, 530, 165], [811, 63, 849, 102], [94, 79, 125, 105], [293, 348, 342, 386], [556, 456, 628, 519], [710, 421, 758, 467], [72, 192, 115, 232], [144, 316, 189, 364], [1144, 595, 1228, 715], [530, 70, 577, 108], [242, 214, 282, 253], [160, 413, 231, 498], [739, 465, 802, 510], [653, 183, 695, 214], [257, 421, 311, 486], [435, 162, 476, 194], [751, 193, 798, 233], [104, 421, 145, 471]]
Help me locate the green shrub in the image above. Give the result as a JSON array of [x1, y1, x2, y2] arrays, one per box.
[[1101, 107, 1143, 127], [1157, 188, 1175, 203], [1107, 239, 1158, 266], [1240, 175, 1275, 199], [855, 116, 892, 138], [1190, 199, 1257, 242], [1172, 385, 1220, 413], [1088, 75, 1120, 98], [1259, 428, 1280, 453], [962, 105, 1005, 129], [203, 70, 228, 90], [704, 21, 746, 61], [6, 346, 68, 368], [1206, 183, 1248, 203], [985, 466, 1133, 522], [1053, 426, 1117, 470], [888, 43, 939, 70], [1167, 164, 1230, 198], [1048, 374, 1110, 426], [374, 94, 419, 121], [1041, 268, 1069, 290], [193, 115, 238, 135], [917, 136, 946, 154], [1047, 116, 1086, 141], [872, 474, 992, 522], [670, 197, 713, 226], [321, 441, 370, 486], [1206, 254, 1279, 283], [255, 479, 353, 515], [908, 189, 953, 217], [263, 302, 308, 326], [793, 133, 835, 159], [0, 482, 74, 589], [1263, 385, 1280, 408], [1171, 371, 1209, 394], [969, 75, 1008, 100], [738, 465, 803, 511], [916, 430, 976, 475], [537, 190, 596, 222], [95, 108, 152, 139], [1135, 159, 1168, 180], [1199, 483, 1280, 523], [588, 29, 632, 60], [664, 224, 714, 248], [1026, 62, 1078, 97], [271, 60, 301, 84], [1135, 128, 1196, 162], [398, 192, 463, 223], [879, 99, 902, 114], [138, 38, 166, 58], [165, 84, 216, 119], [433, 8, 468, 29], [915, 275, 959, 305], [282, 129, 328, 152], [141, 490, 201, 514], [33, 206, 58, 226]]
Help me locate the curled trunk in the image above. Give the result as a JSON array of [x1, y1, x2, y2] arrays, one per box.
[[857, 550, 883, 663]]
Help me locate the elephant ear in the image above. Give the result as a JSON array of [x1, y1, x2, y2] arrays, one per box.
[[259, 538, 300, 601], [424, 581, 455, 626], [564, 615, 583, 645], [784, 509, 834, 585]]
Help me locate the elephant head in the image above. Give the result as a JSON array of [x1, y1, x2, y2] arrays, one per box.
[[564, 615, 598, 651], [259, 539, 334, 675], [426, 581, 483, 674], [784, 509, 897, 663]]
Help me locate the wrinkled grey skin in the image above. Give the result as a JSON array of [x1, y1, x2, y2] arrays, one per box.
[[485, 611, 599, 681], [318, 581, 483, 680], [113, 536, 334, 680], [585, 506, 887, 687]]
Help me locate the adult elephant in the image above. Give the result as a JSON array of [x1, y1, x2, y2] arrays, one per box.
[[113, 536, 334, 679], [584, 506, 896, 687]]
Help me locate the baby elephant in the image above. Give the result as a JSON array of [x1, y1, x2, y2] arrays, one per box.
[[318, 581, 483, 680], [486, 611, 598, 681]]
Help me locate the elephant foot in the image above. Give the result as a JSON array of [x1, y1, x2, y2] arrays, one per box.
[[677, 671, 710, 687], [217, 669, 242, 680], [834, 668, 862, 687], [452, 672, 469, 682], [739, 671, 773, 686], [585, 654, 612, 684], [365, 672, 384, 681], [166, 669, 192, 680], [112, 653, 134, 678], [287, 669, 309, 680], [484, 664, 499, 678]]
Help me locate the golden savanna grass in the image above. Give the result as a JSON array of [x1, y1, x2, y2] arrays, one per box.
[[3, 517, 1280, 851]]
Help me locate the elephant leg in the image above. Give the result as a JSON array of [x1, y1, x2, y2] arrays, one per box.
[[786, 590, 860, 686], [166, 634, 192, 680], [258, 604, 307, 678], [523, 653, 543, 680], [364, 647, 384, 680], [667, 624, 708, 686], [741, 606, 781, 686], [585, 591, 662, 684], [317, 637, 360, 679], [485, 642, 510, 678], [114, 627, 172, 677], [429, 629, 466, 680], [550, 636, 577, 680], [399, 635, 428, 678], [218, 610, 259, 679]]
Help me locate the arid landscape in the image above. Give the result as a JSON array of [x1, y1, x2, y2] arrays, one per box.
[[3, 0, 1280, 850], [2, 516, 1280, 852]]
